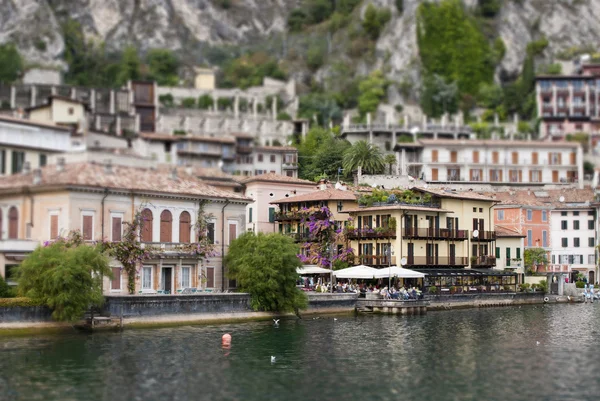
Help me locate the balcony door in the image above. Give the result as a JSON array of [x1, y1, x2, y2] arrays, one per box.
[[426, 243, 438, 265], [407, 243, 414, 265], [449, 244, 456, 266]]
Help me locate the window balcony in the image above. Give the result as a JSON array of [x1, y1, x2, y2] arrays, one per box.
[[402, 228, 469, 241], [472, 231, 496, 241], [355, 255, 397, 267], [403, 256, 469, 267], [346, 227, 397, 240], [0, 239, 40, 253], [282, 162, 298, 170], [284, 232, 311, 242], [471, 255, 496, 267]]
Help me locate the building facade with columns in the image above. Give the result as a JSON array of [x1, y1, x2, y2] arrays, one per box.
[[0, 161, 250, 293]]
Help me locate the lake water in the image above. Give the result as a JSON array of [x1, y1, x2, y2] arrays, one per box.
[[1, 304, 600, 401]]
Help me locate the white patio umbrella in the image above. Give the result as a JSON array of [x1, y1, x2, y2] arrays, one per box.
[[372, 266, 425, 279], [332, 265, 378, 279], [297, 265, 333, 275]]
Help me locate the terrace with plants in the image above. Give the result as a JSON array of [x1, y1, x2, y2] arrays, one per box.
[[357, 189, 437, 208]]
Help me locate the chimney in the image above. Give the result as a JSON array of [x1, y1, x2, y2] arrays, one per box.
[[104, 159, 113, 174], [171, 168, 178, 180], [22, 161, 31, 175], [33, 168, 42, 185], [57, 157, 65, 172]]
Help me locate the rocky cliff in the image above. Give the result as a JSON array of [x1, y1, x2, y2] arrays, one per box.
[[3, 0, 600, 80]]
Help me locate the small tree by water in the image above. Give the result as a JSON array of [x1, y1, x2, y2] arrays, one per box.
[[225, 232, 307, 315], [17, 232, 111, 322]]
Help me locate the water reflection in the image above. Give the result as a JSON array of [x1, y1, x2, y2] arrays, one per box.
[[2, 305, 600, 401]]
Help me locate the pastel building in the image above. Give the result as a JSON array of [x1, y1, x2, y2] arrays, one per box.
[[0, 160, 250, 293], [240, 173, 316, 234]]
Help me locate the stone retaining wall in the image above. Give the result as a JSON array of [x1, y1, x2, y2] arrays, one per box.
[[0, 305, 53, 323], [426, 293, 545, 311]]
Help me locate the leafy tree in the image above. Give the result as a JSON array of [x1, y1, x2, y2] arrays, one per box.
[[307, 0, 335, 24], [298, 127, 351, 181], [343, 140, 385, 174], [288, 9, 308, 32], [358, 70, 387, 118], [524, 248, 547, 274], [146, 49, 179, 86], [220, 52, 286, 89], [159, 94, 174, 107], [0, 43, 23, 84], [417, 0, 494, 97], [362, 4, 392, 40], [181, 97, 196, 108], [116, 46, 142, 86], [478, 83, 504, 109], [17, 233, 111, 321], [225, 232, 308, 315], [384, 154, 397, 174], [420, 74, 459, 118], [298, 93, 342, 126]]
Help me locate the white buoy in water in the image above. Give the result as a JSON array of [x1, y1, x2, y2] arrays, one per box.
[[273, 319, 280, 325], [271, 356, 276, 363]]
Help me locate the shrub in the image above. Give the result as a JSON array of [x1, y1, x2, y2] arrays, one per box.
[[518, 283, 530, 292], [306, 42, 327, 71], [0, 297, 42, 307], [428, 286, 438, 294], [0, 275, 15, 298], [277, 112, 292, 121], [181, 97, 196, 108], [362, 4, 392, 40], [198, 94, 214, 110], [576, 281, 585, 288], [538, 280, 548, 294], [159, 94, 174, 107], [173, 130, 187, 136]]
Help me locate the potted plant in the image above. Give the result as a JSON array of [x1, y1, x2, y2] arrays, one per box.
[[470, 256, 478, 266], [450, 285, 456, 294], [428, 286, 438, 295]]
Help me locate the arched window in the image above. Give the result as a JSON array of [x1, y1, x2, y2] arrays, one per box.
[[8, 207, 18, 239], [160, 210, 172, 242], [179, 211, 191, 243], [140, 209, 153, 242]]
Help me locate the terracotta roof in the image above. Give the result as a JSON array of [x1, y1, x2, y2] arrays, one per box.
[[0, 115, 71, 132], [495, 225, 526, 238], [271, 188, 357, 204], [0, 162, 251, 201], [140, 132, 182, 142], [484, 188, 594, 208], [184, 135, 236, 144], [240, 173, 315, 186], [412, 187, 498, 202], [418, 139, 580, 149], [342, 205, 453, 214], [254, 146, 298, 153]]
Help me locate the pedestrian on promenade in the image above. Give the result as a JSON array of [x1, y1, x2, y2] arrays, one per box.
[[590, 284, 595, 303]]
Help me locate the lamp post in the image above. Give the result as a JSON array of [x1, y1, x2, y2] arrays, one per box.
[[328, 244, 334, 293], [387, 243, 392, 290]]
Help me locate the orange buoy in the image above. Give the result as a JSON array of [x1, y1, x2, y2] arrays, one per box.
[[222, 333, 232, 347]]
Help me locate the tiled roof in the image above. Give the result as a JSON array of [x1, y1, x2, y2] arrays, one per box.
[[0, 162, 251, 201], [254, 146, 298, 153], [418, 139, 580, 149], [184, 135, 236, 144], [271, 188, 357, 204], [140, 132, 182, 142], [495, 225, 526, 238], [240, 173, 315, 186], [0, 115, 71, 131], [342, 205, 454, 214], [412, 187, 498, 202], [485, 188, 594, 208]]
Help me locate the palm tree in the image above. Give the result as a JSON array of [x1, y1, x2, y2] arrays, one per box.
[[384, 154, 397, 175], [342, 141, 385, 174]]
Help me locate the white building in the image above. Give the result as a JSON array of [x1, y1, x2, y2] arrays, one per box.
[[403, 139, 583, 188], [550, 204, 596, 283]]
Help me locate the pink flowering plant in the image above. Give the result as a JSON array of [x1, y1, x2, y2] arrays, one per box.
[[296, 206, 353, 268]]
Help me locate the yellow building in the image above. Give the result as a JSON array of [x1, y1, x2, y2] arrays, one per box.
[[343, 187, 517, 292], [27, 95, 89, 133]]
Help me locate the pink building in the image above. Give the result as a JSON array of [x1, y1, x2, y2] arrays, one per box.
[[240, 173, 316, 234]]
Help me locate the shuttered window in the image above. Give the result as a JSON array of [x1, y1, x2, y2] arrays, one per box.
[[111, 267, 121, 290], [207, 222, 215, 244], [206, 267, 215, 288], [50, 215, 58, 239], [179, 211, 191, 243], [141, 209, 153, 242], [112, 217, 122, 241], [8, 207, 18, 239], [82, 215, 93, 240], [160, 210, 173, 242], [229, 223, 237, 244]]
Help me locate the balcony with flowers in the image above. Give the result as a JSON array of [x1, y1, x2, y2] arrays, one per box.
[[344, 224, 397, 240], [274, 206, 329, 222], [357, 189, 439, 209]]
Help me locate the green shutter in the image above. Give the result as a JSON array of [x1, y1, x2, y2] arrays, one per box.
[[506, 248, 511, 259], [495, 247, 500, 259], [268, 208, 275, 223], [516, 248, 521, 259], [248, 207, 253, 223]]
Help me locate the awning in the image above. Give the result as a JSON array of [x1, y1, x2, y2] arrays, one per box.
[[372, 266, 425, 279], [297, 265, 333, 275], [333, 265, 378, 279]]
